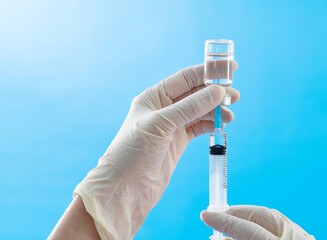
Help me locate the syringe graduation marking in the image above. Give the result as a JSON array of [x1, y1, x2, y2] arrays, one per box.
[[223, 134, 227, 189], [209, 142, 227, 189]]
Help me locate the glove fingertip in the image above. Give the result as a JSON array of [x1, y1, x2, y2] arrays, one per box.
[[200, 210, 208, 222], [206, 85, 226, 106], [200, 210, 218, 225]]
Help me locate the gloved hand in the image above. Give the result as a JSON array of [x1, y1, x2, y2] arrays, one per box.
[[74, 62, 240, 240], [201, 205, 316, 240]]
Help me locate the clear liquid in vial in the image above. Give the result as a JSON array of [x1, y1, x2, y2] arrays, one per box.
[[205, 52, 233, 86]]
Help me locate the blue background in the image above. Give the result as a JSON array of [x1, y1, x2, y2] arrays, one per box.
[[0, 0, 326, 239]]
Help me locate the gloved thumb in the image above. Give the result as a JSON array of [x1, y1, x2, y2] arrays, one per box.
[[155, 85, 225, 134]]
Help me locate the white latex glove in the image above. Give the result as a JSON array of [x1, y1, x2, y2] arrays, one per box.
[[74, 62, 240, 240], [201, 205, 316, 240]]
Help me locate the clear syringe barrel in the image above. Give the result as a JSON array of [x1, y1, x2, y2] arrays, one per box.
[[209, 129, 228, 211]]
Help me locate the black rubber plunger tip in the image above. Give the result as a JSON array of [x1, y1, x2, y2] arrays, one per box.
[[209, 144, 226, 155]]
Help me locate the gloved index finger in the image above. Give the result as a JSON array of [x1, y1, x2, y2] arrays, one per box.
[[173, 85, 240, 105], [156, 85, 225, 134], [162, 60, 238, 100]]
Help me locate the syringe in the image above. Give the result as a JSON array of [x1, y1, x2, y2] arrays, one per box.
[[208, 110, 229, 240], [204, 39, 234, 240]]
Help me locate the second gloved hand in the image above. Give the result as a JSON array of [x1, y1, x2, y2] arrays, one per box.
[[201, 205, 315, 240], [74, 62, 240, 240]]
